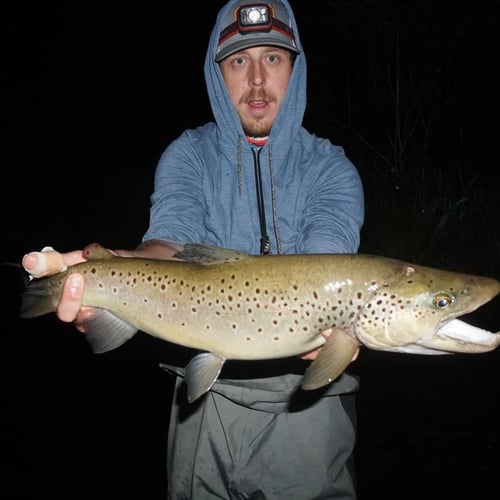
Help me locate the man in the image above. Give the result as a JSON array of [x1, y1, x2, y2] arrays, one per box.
[[23, 0, 364, 498]]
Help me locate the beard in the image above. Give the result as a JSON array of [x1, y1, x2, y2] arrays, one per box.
[[239, 90, 276, 138], [242, 120, 272, 138]]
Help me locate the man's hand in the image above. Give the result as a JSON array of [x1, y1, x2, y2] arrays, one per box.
[[21, 239, 183, 329], [22, 247, 88, 325], [300, 328, 360, 362]]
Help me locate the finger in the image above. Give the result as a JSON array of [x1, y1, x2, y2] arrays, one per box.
[[57, 273, 85, 323], [299, 328, 333, 360], [22, 248, 85, 278], [299, 347, 321, 360], [73, 307, 97, 333], [299, 329, 360, 362], [351, 347, 360, 362], [22, 247, 66, 278]]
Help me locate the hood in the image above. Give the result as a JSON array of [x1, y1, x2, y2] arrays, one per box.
[[204, 0, 307, 151]]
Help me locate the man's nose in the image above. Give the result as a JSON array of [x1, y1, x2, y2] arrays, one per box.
[[249, 62, 265, 87]]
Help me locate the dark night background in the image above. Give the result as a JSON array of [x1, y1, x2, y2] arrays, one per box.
[[2, 1, 499, 499]]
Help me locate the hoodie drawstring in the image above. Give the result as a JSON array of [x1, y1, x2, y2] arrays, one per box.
[[252, 147, 271, 255]]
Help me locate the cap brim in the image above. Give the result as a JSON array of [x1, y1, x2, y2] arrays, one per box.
[[215, 37, 300, 63]]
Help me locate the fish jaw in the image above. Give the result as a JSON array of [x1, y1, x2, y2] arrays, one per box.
[[414, 318, 500, 354], [354, 265, 500, 355]]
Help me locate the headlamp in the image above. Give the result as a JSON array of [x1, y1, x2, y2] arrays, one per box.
[[238, 4, 272, 32], [215, 1, 299, 63]]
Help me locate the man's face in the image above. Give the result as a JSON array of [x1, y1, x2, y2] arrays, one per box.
[[219, 46, 293, 138]]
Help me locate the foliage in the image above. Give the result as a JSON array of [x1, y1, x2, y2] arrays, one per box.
[[297, 0, 499, 277], [359, 162, 500, 278]]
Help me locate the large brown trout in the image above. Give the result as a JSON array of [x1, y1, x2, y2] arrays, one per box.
[[20, 243, 500, 402]]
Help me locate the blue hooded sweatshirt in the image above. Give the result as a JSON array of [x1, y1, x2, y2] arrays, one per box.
[[144, 0, 364, 407], [143, 0, 364, 257]]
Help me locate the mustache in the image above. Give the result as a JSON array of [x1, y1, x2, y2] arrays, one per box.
[[240, 91, 277, 104]]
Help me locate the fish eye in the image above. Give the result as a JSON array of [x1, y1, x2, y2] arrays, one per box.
[[433, 292, 455, 309]]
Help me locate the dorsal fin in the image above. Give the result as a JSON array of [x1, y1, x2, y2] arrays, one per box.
[[174, 243, 250, 265]]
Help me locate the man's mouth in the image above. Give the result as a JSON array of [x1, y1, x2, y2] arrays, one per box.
[[248, 100, 268, 108]]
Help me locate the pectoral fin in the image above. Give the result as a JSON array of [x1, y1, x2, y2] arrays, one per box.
[[301, 328, 360, 390], [185, 352, 226, 402]]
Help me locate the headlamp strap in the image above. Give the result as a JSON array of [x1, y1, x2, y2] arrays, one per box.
[[218, 17, 295, 46]]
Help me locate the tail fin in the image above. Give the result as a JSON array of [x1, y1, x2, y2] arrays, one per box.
[[18, 276, 58, 318], [1, 262, 35, 317]]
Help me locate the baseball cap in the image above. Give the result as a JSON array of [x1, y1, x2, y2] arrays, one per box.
[[215, 1, 300, 62]]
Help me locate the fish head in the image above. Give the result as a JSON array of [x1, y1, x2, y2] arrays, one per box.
[[354, 262, 500, 354]]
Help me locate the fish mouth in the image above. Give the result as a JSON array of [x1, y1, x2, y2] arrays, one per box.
[[417, 318, 500, 353]]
